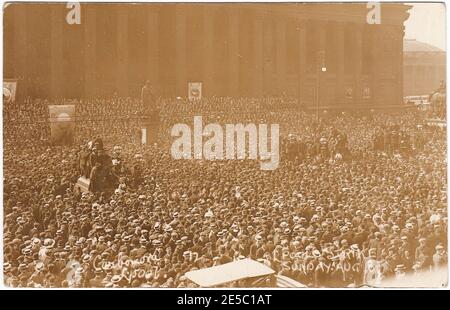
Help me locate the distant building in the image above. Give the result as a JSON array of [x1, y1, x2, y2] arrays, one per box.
[[403, 39, 446, 96]]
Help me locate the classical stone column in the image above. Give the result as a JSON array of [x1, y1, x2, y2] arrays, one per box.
[[317, 21, 327, 106], [395, 26, 405, 105], [371, 30, 382, 106], [275, 17, 286, 93], [262, 17, 273, 95], [318, 21, 326, 51], [336, 22, 345, 104], [254, 11, 264, 96], [146, 7, 159, 88], [50, 5, 64, 100], [354, 24, 363, 104], [116, 6, 129, 97], [203, 6, 215, 97], [366, 27, 376, 106], [228, 8, 239, 96], [12, 4, 28, 97], [175, 5, 187, 97], [298, 19, 307, 104], [84, 5, 97, 99]]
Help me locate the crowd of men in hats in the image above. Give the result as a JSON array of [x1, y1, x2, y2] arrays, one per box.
[[371, 125, 425, 156], [282, 128, 350, 163], [3, 95, 447, 287]]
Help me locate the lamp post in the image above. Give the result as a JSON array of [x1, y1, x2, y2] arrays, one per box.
[[315, 50, 326, 146]]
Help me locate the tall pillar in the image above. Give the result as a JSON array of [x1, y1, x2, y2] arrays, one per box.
[[147, 7, 159, 89], [371, 29, 382, 105], [50, 5, 64, 100], [228, 8, 239, 96], [336, 22, 345, 104], [203, 6, 215, 97], [175, 5, 187, 97], [395, 26, 405, 104], [276, 18, 286, 93], [318, 22, 326, 51], [318, 22, 327, 106], [13, 4, 28, 98], [367, 27, 377, 106], [254, 12, 264, 96], [298, 19, 307, 104], [84, 5, 97, 99], [354, 24, 363, 104], [262, 17, 273, 95], [117, 7, 129, 97]]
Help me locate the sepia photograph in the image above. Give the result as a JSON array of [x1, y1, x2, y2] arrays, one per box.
[[1, 1, 448, 289]]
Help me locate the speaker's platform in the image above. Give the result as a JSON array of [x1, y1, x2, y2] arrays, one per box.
[[75, 176, 90, 193]]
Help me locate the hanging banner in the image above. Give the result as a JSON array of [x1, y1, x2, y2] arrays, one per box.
[[48, 105, 76, 145], [3, 79, 18, 103], [188, 82, 202, 101]]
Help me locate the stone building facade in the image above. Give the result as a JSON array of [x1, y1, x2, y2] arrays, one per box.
[[3, 3, 411, 107], [403, 39, 446, 96]]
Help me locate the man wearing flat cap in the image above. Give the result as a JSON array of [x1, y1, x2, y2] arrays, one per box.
[[433, 244, 447, 270]]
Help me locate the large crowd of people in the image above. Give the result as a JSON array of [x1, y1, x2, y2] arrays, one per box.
[[3, 95, 447, 288]]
